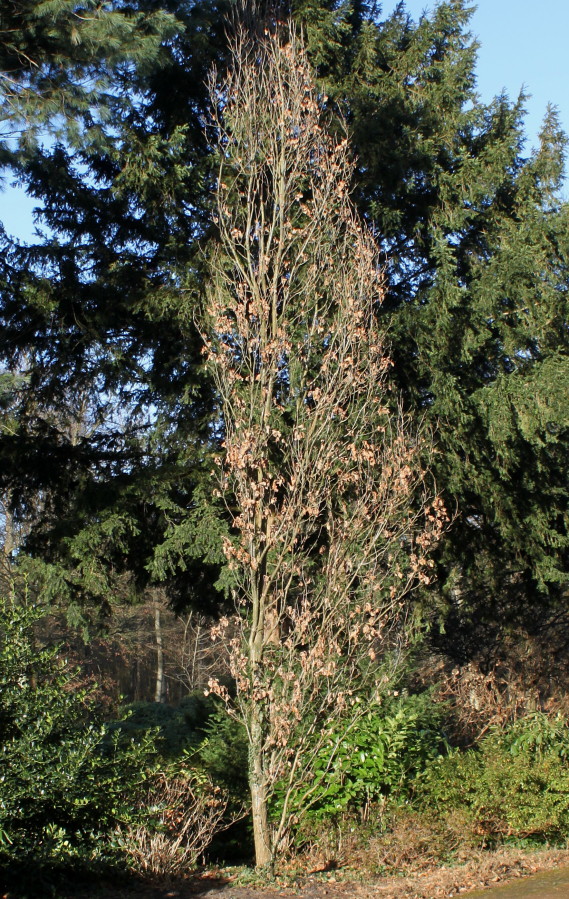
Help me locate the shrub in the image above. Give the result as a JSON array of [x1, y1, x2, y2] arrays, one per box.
[[113, 767, 229, 875], [197, 704, 249, 800], [111, 695, 249, 803], [0, 593, 156, 867], [109, 693, 251, 862], [112, 694, 217, 758], [418, 712, 569, 845], [278, 691, 447, 827]]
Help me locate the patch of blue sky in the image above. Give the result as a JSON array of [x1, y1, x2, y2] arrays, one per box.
[[0, 182, 39, 242], [384, 0, 569, 157]]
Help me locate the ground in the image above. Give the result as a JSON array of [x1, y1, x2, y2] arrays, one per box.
[[53, 849, 569, 899]]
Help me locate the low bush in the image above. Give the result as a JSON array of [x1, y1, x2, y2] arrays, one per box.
[[0, 593, 156, 869], [295, 803, 478, 874], [112, 693, 217, 757], [110, 690, 251, 862], [113, 694, 249, 802], [417, 712, 569, 846], [278, 690, 447, 835], [113, 767, 229, 875], [286, 704, 569, 871], [197, 704, 249, 800]]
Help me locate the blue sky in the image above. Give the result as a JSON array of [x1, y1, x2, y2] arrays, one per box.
[[1, 0, 568, 241]]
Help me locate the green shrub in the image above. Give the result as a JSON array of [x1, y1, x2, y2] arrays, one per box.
[[0, 594, 156, 868], [418, 712, 569, 845], [109, 693, 251, 861], [197, 704, 249, 800], [111, 694, 249, 802], [112, 693, 217, 758], [278, 691, 448, 824]]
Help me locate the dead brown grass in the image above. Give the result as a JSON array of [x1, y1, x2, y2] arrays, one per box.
[[61, 848, 569, 899], [415, 609, 569, 747], [288, 804, 485, 878], [364, 849, 569, 898]]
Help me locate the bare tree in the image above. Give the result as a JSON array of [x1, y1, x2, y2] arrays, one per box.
[[170, 610, 226, 694], [203, 23, 445, 869]]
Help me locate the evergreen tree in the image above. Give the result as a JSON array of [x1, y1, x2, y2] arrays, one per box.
[[0, 0, 231, 613], [294, 0, 569, 650], [1, 0, 567, 647]]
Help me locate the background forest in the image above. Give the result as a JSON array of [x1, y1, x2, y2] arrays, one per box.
[[0, 0, 568, 891]]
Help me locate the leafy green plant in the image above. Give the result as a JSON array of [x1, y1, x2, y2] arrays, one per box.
[[0, 593, 156, 867], [277, 691, 447, 824], [109, 695, 251, 860], [111, 693, 216, 758], [197, 704, 249, 800], [110, 694, 249, 801], [418, 712, 569, 845]]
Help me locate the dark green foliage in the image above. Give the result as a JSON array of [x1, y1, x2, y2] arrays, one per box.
[[112, 694, 249, 800], [0, 0, 567, 686], [198, 705, 249, 801], [113, 693, 217, 758], [1, 2, 565, 872], [196, 706, 251, 862], [0, 0, 231, 613], [0, 0, 177, 144], [0, 593, 156, 864], [418, 712, 569, 846], [108, 695, 251, 863], [293, 0, 569, 646]]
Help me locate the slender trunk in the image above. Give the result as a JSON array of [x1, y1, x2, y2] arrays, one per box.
[[193, 620, 203, 690], [250, 703, 273, 869], [1, 495, 16, 593], [134, 656, 141, 701], [2, 496, 15, 558], [154, 602, 166, 703]]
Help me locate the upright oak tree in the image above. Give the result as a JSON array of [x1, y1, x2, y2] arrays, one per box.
[[203, 21, 444, 867]]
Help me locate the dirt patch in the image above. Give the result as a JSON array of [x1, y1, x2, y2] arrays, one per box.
[[49, 848, 569, 899]]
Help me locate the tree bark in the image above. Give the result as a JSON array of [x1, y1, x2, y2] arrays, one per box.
[[250, 704, 273, 869], [154, 601, 166, 703]]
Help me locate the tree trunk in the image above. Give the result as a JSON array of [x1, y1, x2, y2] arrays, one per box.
[[1, 494, 16, 593], [250, 721, 273, 869], [154, 601, 166, 703], [2, 496, 15, 558]]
